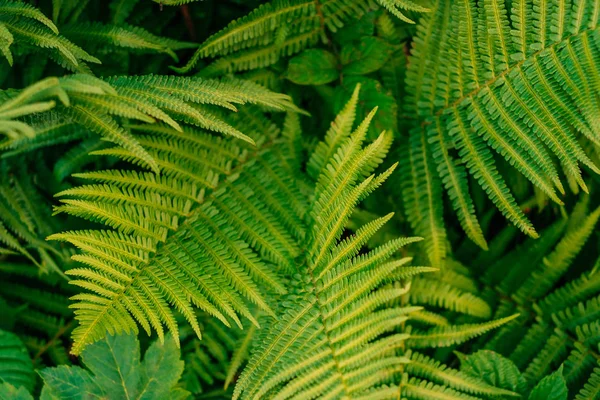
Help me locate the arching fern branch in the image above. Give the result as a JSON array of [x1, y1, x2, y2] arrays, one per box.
[[0, 0, 98, 72], [0, 74, 301, 173], [173, 0, 430, 75], [48, 108, 306, 355], [0, 0, 198, 71], [60, 22, 197, 63], [0, 161, 70, 275]]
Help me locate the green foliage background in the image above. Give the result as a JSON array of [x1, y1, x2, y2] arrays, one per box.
[[1, 0, 600, 399]]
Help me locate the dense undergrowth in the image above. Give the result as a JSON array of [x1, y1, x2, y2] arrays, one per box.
[[1, 0, 600, 399]]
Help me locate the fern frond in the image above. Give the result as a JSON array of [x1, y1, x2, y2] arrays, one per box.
[[233, 110, 419, 399], [0, 4, 97, 71], [1, 74, 299, 167], [407, 314, 520, 348], [406, 352, 519, 397], [233, 89, 514, 399], [48, 116, 304, 354], [400, 126, 447, 267], [0, 0, 58, 34], [0, 165, 68, 274], [402, 0, 600, 243], [409, 278, 491, 318], [467, 197, 600, 392]]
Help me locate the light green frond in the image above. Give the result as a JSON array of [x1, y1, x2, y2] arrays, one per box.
[[233, 90, 511, 399], [307, 84, 361, 180], [0, 0, 59, 34], [513, 205, 600, 303], [400, 127, 447, 267], [61, 22, 196, 62], [1, 73, 298, 162], [400, 375, 480, 400], [0, 17, 96, 71], [0, 23, 14, 66], [575, 367, 600, 400], [48, 117, 304, 354], [409, 277, 492, 318], [67, 105, 159, 173], [376, 0, 430, 24]]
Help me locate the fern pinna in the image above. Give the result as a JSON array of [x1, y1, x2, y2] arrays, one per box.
[[401, 0, 600, 268], [0, 74, 299, 174]]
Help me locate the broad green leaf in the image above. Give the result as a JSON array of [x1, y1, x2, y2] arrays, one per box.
[[39, 366, 102, 400], [138, 335, 185, 400], [459, 350, 526, 394], [341, 37, 391, 75], [528, 367, 568, 400], [81, 333, 141, 399], [40, 333, 190, 400], [0, 382, 33, 400], [286, 49, 339, 85]]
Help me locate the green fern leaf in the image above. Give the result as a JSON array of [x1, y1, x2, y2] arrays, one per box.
[[48, 117, 302, 354], [174, 0, 428, 74], [403, 0, 600, 243]]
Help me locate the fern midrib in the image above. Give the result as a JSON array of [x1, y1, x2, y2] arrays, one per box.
[[306, 260, 352, 397], [314, 0, 326, 34], [419, 131, 445, 266], [430, 24, 600, 121]]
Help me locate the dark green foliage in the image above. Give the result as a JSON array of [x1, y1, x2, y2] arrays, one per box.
[[457, 197, 600, 398], [1, 0, 600, 399], [0, 330, 35, 392]]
